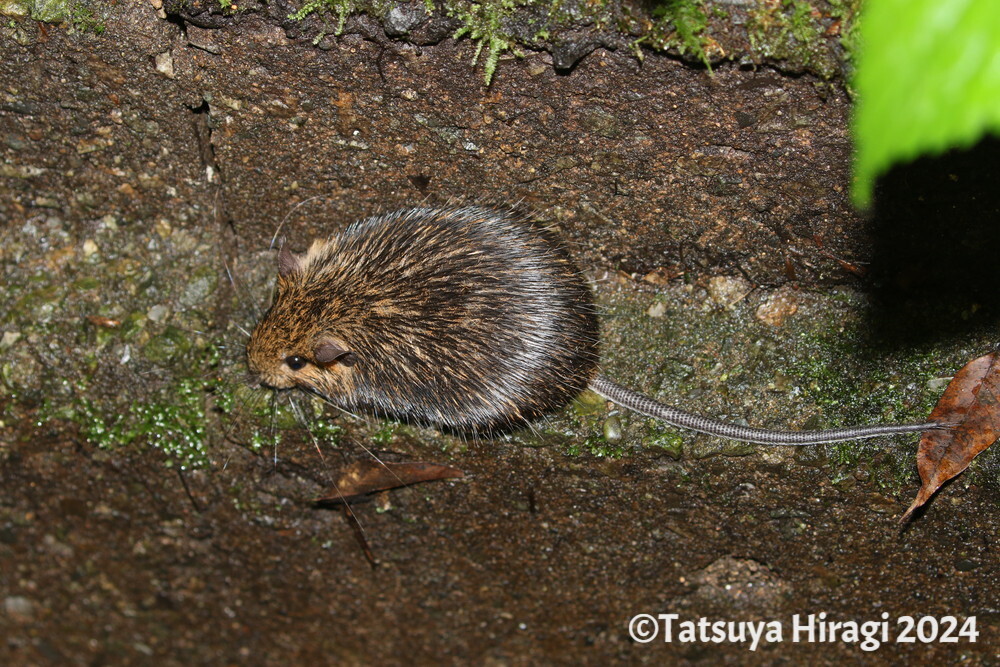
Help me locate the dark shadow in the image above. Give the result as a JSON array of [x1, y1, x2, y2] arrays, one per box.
[[866, 135, 1000, 347]]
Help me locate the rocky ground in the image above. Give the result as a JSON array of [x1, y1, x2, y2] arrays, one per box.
[[1, 1, 997, 664]]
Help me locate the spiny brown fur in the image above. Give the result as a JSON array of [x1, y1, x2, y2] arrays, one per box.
[[246, 206, 601, 431]]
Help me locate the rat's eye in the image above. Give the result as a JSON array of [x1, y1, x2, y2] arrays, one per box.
[[285, 355, 308, 371]]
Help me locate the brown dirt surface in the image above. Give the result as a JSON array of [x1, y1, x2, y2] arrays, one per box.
[[1, 3, 997, 664]]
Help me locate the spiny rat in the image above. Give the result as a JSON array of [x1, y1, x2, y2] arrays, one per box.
[[246, 206, 941, 444]]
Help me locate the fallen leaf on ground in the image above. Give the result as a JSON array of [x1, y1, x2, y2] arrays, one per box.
[[902, 352, 1000, 523], [316, 461, 464, 504]]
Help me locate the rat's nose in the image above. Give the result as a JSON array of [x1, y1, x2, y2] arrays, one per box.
[[245, 349, 297, 391], [247, 370, 296, 391], [244, 372, 261, 388]]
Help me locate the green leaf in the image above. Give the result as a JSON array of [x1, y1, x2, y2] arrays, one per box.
[[852, 0, 1000, 207]]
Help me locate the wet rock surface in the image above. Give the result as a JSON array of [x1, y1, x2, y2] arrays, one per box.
[[1, 3, 997, 664], [1, 418, 996, 664]]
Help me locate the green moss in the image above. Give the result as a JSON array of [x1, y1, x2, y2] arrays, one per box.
[[287, 0, 532, 85], [645, 423, 684, 459], [648, 0, 711, 70], [144, 325, 192, 365], [15, 283, 60, 313], [31, 340, 341, 470], [446, 0, 528, 85], [32, 342, 236, 470], [68, 0, 104, 33], [71, 276, 101, 291], [120, 312, 146, 340], [371, 421, 399, 445], [0, 1, 31, 18], [772, 311, 953, 486], [308, 419, 343, 444], [43, 376, 211, 470], [564, 434, 626, 459], [289, 0, 366, 34], [829, 0, 862, 69], [587, 279, 992, 488], [28, 0, 66, 22], [282, 0, 859, 84], [286, 0, 715, 85], [747, 0, 855, 80], [1, 0, 105, 32]]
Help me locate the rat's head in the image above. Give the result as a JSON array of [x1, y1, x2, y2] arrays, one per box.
[[245, 245, 357, 394]]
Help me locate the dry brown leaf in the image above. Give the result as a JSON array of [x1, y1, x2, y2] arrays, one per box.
[[316, 460, 464, 504], [901, 352, 1000, 523]]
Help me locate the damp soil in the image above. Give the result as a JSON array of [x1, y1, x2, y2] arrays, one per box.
[[2, 408, 997, 664], [1, 2, 998, 665]]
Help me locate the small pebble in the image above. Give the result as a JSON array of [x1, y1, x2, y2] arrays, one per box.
[[154, 51, 174, 79], [603, 415, 622, 442], [147, 304, 170, 322], [4, 596, 34, 622], [1, 331, 20, 348], [708, 275, 752, 308], [756, 289, 799, 326], [646, 301, 667, 318], [955, 559, 978, 572]]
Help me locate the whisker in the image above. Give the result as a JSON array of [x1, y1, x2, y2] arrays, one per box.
[[270, 195, 329, 250], [300, 389, 412, 490], [221, 385, 266, 471], [221, 248, 263, 323], [268, 391, 280, 469], [302, 385, 362, 421], [288, 394, 327, 464]]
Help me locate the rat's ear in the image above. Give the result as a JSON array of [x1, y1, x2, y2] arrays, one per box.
[[314, 339, 357, 367], [278, 246, 303, 278]]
